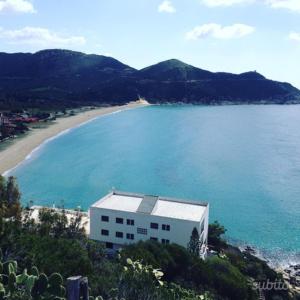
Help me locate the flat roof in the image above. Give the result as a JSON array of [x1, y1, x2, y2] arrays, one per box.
[[95, 194, 143, 213], [91, 191, 208, 222]]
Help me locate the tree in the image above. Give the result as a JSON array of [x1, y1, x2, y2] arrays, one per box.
[[0, 176, 21, 220], [188, 227, 200, 256], [0, 176, 6, 234], [208, 221, 227, 250], [6, 177, 20, 205], [206, 256, 250, 300], [37, 208, 67, 237], [67, 212, 85, 238], [0, 176, 6, 200], [0, 125, 11, 139], [36, 208, 85, 238]]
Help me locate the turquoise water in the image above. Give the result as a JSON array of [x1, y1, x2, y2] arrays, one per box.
[[10, 105, 300, 266]]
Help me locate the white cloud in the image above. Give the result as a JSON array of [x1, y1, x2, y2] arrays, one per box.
[[201, 0, 253, 7], [158, 0, 176, 13], [289, 32, 300, 41], [202, 0, 300, 12], [186, 23, 255, 40], [0, 27, 86, 47], [0, 0, 35, 14], [266, 0, 300, 12]]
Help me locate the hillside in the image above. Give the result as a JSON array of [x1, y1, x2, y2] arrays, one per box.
[[0, 49, 299, 109], [138, 59, 214, 81], [0, 176, 294, 300]]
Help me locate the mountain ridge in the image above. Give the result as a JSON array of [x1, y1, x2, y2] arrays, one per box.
[[0, 49, 299, 109]]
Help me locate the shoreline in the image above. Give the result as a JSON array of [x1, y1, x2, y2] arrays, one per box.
[[0, 100, 149, 175]]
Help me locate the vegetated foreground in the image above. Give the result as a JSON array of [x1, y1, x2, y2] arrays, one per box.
[[0, 177, 297, 300], [0, 175, 297, 299]]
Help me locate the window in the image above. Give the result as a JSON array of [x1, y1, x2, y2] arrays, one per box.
[[116, 231, 123, 238], [162, 224, 170, 231], [127, 219, 134, 226], [101, 215, 109, 222], [106, 242, 113, 249], [150, 237, 158, 241], [150, 222, 159, 229], [137, 228, 147, 235], [101, 229, 109, 236], [116, 217, 124, 224], [126, 233, 134, 240], [162, 239, 170, 244]]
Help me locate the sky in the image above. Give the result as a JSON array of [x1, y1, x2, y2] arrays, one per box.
[[0, 0, 300, 88]]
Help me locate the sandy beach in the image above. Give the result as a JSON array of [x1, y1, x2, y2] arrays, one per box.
[[0, 100, 149, 175]]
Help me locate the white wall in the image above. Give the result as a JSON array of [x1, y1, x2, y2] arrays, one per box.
[[89, 205, 209, 251]]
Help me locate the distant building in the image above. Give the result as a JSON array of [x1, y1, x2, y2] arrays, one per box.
[[0, 113, 9, 126], [13, 117, 39, 123], [89, 190, 209, 258]]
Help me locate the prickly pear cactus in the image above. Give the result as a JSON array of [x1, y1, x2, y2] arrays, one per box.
[[0, 253, 104, 300], [0, 255, 67, 300], [7, 272, 16, 294], [47, 273, 65, 298], [89, 297, 104, 300], [31, 273, 48, 298], [48, 273, 63, 287], [30, 266, 39, 277], [3, 261, 17, 276]]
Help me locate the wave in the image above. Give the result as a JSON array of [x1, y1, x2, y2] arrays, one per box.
[[228, 237, 300, 268]]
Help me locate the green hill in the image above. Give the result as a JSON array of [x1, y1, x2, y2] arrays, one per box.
[[0, 49, 299, 109]]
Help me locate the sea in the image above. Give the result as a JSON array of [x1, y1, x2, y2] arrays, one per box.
[[8, 104, 300, 267]]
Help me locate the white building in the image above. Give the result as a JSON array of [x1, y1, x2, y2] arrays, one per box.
[[89, 190, 209, 258]]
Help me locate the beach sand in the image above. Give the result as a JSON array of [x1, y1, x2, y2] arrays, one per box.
[[0, 100, 149, 175]]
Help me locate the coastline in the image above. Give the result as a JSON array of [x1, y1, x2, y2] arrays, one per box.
[[0, 100, 149, 175]]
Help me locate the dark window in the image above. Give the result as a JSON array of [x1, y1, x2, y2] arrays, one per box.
[[162, 239, 170, 244], [116, 231, 123, 238], [106, 242, 113, 249], [101, 215, 109, 222], [101, 229, 109, 236], [150, 222, 159, 229], [126, 233, 134, 240], [137, 228, 147, 235], [150, 237, 158, 241], [116, 217, 124, 224], [127, 219, 134, 226], [162, 224, 170, 231]]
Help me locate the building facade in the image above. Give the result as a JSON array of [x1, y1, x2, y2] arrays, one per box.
[[89, 191, 209, 258]]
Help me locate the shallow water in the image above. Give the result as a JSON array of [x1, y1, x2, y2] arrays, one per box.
[[10, 105, 300, 266]]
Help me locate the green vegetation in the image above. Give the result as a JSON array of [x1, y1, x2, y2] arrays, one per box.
[[187, 227, 201, 255], [0, 175, 296, 299], [121, 241, 253, 299], [0, 253, 212, 300], [0, 49, 299, 110], [0, 254, 66, 299], [208, 221, 227, 251]]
